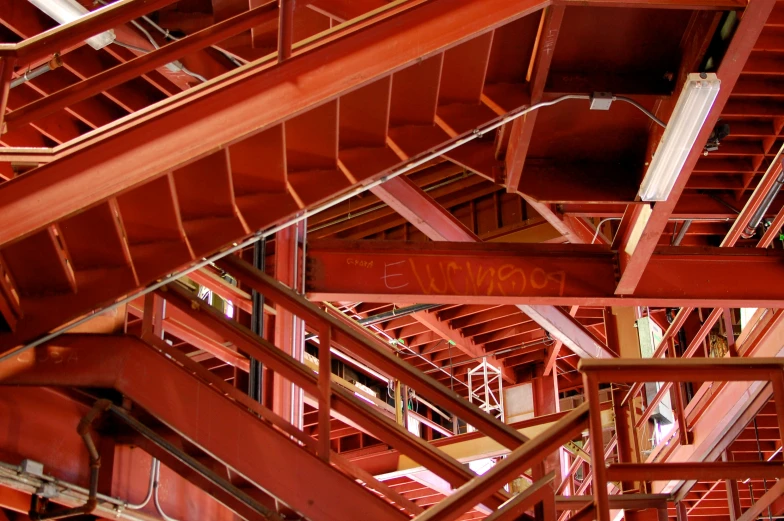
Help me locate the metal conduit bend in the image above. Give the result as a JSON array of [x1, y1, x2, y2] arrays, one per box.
[[29, 399, 112, 520]]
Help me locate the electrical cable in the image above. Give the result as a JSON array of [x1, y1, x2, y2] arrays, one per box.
[[98, 0, 246, 67], [125, 457, 156, 510], [112, 40, 153, 53], [97, 0, 209, 83], [590, 217, 621, 244], [612, 96, 666, 128], [153, 459, 180, 521]]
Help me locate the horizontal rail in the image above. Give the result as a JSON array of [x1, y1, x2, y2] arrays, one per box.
[[606, 462, 784, 482], [579, 357, 784, 383]]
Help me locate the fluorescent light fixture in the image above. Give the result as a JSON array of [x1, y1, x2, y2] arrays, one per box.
[[27, 0, 116, 50], [638, 72, 720, 202]]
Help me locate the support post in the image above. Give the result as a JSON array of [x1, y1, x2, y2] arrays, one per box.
[[273, 224, 304, 427], [141, 293, 164, 340], [669, 338, 692, 445], [770, 371, 784, 450], [534, 371, 562, 490], [394, 379, 404, 426], [584, 373, 610, 521], [675, 500, 688, 521], [612, 388, 635, 492], [249, 239, 266, 403], [723, 308, 737, 356], [0, 58, 14, 135], [722, 451, 742, 521], [318, 323, 332, 461], [277, 0, 294, 61]]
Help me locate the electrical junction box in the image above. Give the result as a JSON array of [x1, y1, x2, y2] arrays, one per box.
[[636, 317, 674, 425], [590, 92, 613, 110], [21, 459, 45, 478]]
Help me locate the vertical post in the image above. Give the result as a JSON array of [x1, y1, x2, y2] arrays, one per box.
[[583, 373, 610, 521], [723, 308, 737, 356], [277, 0, 294, 62], [0, 58, 14, 135], [249, 240, 266, 403], [627, 391, 644, 493], [769, 371, 784, 450], [604, 308, 620, 356], [669, 341, 692, 445], [675, 501, 688, 521], [534, 371, 562, 490], [722, 451, 742, 521], [318, 324, 332, 462], [273, 224, 304, 427], [612, 389, 635, 492], [141, 293, 164, 340], [394, 379, 404, 426], [402, 384, 410, 430]]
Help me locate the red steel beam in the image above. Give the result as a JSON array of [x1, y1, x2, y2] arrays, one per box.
[[519, 304, 614, 359], [553, 0, 746, 8], [606, 462, 784, 482], [614, 0, 775, 294], [158, 281, 511, 502], [3, 2, 278, 133], [305, 240, 784, 307], [722, 157, 784, 246], [217, 254, 530, 450], [758, 203, 784, 248], [0, 335, 408, 521], [412, 403, 589, 521], [736, 479, 784, 521], [505, 5, 565, 193], [371, 176, 479, 242], [409, 309, 515, 383], [0, 0, 548, 250], [0, 0, 182, 67], [661, 310, 784, 501], [372, 176, 612, 362], [579, 357, 784, 383]]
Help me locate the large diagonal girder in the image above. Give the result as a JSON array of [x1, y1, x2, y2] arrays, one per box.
[[0, 0, 548, 249], [371, 177, 615, 365], [0, 334, 409, 521]]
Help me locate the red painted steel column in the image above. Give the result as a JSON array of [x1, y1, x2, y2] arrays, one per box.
[[722, 452, 742, 521], [278, 0, 294, 61], [534, 372, 562, 484], [273, 223, 305, 427], [584, 373, 610, 521], [0, 58, 13, 136], [614, 0, 776, 294], [612, 389, 635, 493], [533, 371, 560, 521]]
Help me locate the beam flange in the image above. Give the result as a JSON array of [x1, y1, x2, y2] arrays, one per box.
[[306, 240, 784, 307], [614, 0, 776, 294], [0, 0, 549, 249]]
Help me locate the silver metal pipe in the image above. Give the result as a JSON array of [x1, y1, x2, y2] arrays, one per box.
[[10, 56, 63, 89], [742, 158, 784, 239]]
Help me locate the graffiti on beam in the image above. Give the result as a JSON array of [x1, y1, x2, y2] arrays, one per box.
[[383, 259, 566, 297]]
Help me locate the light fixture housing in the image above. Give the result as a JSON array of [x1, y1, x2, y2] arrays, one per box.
[[27, 0, 116, 50], [638, 72, 721, 202]]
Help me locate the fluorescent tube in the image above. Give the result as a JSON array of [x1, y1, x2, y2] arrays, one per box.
[[27, 0, 116, 50], [638, 72, 721, 202]]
